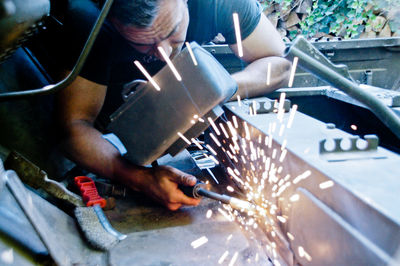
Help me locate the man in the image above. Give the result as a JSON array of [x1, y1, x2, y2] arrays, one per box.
[[54, 0, 291, 210]]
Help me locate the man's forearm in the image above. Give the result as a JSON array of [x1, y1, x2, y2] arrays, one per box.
[[231, 56, 291, 100], [59, 120, 147, 189]]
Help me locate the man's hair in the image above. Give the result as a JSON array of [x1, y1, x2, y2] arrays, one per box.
[[109, 0, 162, 27]]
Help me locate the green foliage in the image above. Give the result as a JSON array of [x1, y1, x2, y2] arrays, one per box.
[[261, 0, 400, 39]]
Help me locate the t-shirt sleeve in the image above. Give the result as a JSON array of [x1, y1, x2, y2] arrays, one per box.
[[216, 0, 262, 44]]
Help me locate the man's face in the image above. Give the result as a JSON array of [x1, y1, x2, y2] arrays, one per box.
[[112, 0, 189, 61]]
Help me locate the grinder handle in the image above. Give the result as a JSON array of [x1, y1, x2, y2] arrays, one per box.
[[178, 180, 205, 199]]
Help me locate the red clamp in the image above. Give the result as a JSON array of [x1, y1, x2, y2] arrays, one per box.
[[74, 176, 107, 208]]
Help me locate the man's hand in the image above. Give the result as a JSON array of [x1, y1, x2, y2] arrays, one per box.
[[135, 165, 201, 211]]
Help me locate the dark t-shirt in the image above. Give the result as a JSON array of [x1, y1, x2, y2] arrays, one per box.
[[56, 0, 261, 123]]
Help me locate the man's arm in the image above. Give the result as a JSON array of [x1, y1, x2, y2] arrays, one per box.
[[229, 14, 291, 99], [56, 76, 200, 210]]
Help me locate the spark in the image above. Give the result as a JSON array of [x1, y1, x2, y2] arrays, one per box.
[[244, 122, 251, 140], [277, 93, 286, 122], [279, 149, 287, 162], [268, 132, 273, 148], [271, 122, 276, 133], [298, 246, 305, 256], [193, 114, 199, 119], [232, 116, 239, 128], [319, 180, 334, 189], [287, 232, 295, 241], [277, 215, 287, 223], [232, 13, 243, 57], [253, 100, 257, 115], [290, 194, 300, 202], [274, 260, 281, 266], [206, 209, 212, 219], [208, 117, 221, 135], [237, 95, 242, 107], [227, 167, 244, 185], [177, 132, 191, 145], [234, 168, 240, 176], [229, 144, 237, 155], [205, 154, 220, 165], [218, 251, 229, 264], [191, 138, 203, 149], [249, 106, 254, 116], [298, 246, 311, 261], [198, 117, 205, 122], [185, 42, 198, 66], [191, 120, 195, 124], [227, 186, 235, 192], [206, 144, 218, 156], [1, 249, 13, 264], [158, 46, 182, 81], [229, 251, 239, 266], [227, 121, 238, 139], [218, 208, 233, 221], [288, 56, 299, 87], [272, 149, 277, 159], [227, 234, 233, 241], [287, 104, 298, 129], [293, 170, 312, 184], [281, 139, 287, 150], [351, 124, 357, 130], [134, 61, 161, 91], [210, 133, 222, 147], [266, 62, 271, 85], [279, 124, 285, 136], [191, 236, 208, 249], [219, 123, 230, 138]]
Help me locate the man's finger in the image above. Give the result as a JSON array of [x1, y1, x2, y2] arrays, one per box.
[[168, 168, 197, 186]]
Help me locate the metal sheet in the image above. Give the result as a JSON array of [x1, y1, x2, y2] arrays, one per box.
[[108, 42, 236, 165], [207, 99, 400, 264]]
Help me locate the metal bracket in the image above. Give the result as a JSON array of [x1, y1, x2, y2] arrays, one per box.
[[243, 98, 291, 114], [319, 135, 386, 162]]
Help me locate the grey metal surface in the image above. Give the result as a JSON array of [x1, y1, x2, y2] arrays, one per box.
[[203, 37, 400, 90], [285, 36, 400, 140], [108, 42, 237, 165], [209, 99, 400, 265], [109, 221, 270, 266]]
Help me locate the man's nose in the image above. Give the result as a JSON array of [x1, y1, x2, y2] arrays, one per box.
[[154, 40, 173, 61]]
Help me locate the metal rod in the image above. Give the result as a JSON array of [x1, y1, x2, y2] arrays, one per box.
[[197, 188, 231, 204], [285, 39, 400, 140], [0, 0, 114, 101]]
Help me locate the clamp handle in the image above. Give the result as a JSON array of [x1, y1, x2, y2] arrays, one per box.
[[74, 176, 107, 208]]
